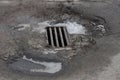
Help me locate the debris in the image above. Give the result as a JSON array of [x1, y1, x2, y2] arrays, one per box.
[[96, 25, 106, 33]]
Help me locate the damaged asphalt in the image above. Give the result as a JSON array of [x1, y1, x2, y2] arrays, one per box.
[[0, 0, 120, 80]]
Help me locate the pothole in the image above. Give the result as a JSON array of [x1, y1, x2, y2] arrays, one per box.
[[6, 13, 107, 76]]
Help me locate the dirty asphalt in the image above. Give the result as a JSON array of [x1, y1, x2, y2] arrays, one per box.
[[0, 0, 120, 80]]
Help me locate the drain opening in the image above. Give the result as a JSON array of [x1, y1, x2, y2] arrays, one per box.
[[46, 26, 70, 47]]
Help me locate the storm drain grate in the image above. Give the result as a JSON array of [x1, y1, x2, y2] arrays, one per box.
[[46, 26, 70, 47]]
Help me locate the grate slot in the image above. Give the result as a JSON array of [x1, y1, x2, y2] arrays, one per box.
[[51, 28, 57, 46], [49, 27, 54, 47], [54, 27, 59, 47], [46, 27, 51, 45], [46, 26, 69, 47], [62, 27, 69, 46], [56, 27, 62, 47], [61, 27, 67, 46], [58, 27, 65, 47]]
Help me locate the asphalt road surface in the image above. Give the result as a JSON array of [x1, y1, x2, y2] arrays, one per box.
[[0, 0, 120, 80]]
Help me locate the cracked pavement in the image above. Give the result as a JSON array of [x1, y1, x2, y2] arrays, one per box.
[[0, 0, 120, 80]]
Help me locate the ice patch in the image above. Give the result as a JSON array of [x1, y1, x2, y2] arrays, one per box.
[[23, 55, 62, 74], [16, 24, 30, 31], [36, 21, 86, 34], [32, 21, 50, 33], [43, 49, 58, 54], [54, 21, 86, 34], [16, 21, 86, 34]]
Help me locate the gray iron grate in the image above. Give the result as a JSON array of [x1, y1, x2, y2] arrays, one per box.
[[46, 26, 70, 47]]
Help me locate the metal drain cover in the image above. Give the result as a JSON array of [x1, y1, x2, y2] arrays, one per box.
[[46, 26, 70, 48]]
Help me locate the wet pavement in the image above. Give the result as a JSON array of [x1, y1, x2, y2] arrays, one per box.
[[0, 0, 120, 80]]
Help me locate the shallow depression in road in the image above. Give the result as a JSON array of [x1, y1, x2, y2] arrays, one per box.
[[8, 55, 62, 75], [23, 55, 62, 74]]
